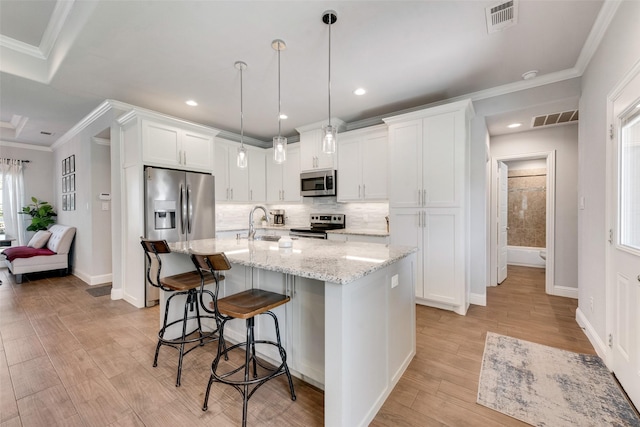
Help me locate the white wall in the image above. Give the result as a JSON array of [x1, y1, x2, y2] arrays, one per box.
[[491, 124, 579, 289], [578, 0, 640, 344], [90, 139, 112, 282], [53, 106, 125, 285]]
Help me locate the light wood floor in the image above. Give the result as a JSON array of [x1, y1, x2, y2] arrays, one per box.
[[0, 265, 594, 426]]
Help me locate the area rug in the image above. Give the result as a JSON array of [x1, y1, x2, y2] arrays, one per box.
[[86, 284, 112, 297], [477, 332, 640, 426]]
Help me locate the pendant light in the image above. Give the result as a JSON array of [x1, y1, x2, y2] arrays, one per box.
[[272, 39, 287, 164], [235, 61, 248, 169], [322, 10, 338, 154]]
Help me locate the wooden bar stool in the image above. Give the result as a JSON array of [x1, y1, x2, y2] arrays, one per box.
[[191, 253, 296, 427], [140, 238, 220, 387]]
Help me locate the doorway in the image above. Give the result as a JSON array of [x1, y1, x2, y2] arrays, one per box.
[[490, 151, 556, 295]]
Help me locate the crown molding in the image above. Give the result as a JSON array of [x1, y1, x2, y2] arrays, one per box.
[[51, 100, 118, 150], [92, 137, 111, 146], [0, 140, 52, 152], [216, 130, 270, 148], [574, 0, 622, 74], [0, 35, 45, 59], [39, 0, 76, 59]]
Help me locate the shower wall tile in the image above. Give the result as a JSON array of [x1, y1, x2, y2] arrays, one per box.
[[507, 170, 546, 248]]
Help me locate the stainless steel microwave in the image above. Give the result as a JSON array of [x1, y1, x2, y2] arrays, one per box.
[[300, 169, 337, 197]]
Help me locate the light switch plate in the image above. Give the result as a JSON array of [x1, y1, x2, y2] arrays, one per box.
[[391, 274, 399, 288]]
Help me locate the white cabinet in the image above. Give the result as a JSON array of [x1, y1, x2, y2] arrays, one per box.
[[289, 275, 324, 385], [337, 126, 388, 202], [389, 208, 464, 311], [386, 109, 465, 209], [246, 268, 325, 387], [299, 128, 335, 171], [142, 119, 214, 172], [215, 139, 266, 202], [384, 99, 473, 315], [248, 148, 266, 202], [266, 144, 301, 203]]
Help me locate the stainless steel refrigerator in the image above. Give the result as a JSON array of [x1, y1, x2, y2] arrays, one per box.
[[144, 166, 215, 306]]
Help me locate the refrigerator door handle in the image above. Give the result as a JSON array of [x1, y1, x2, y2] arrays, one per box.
[[187, 184, 193, 234], [180, 184, 187, 235]]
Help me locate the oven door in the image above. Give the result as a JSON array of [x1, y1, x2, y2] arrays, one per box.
[[289, 230, 327, 239], [300, 169, 336, 197]]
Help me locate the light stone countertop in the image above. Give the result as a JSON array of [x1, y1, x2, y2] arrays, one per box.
[[326, 228, 389, 237], [169, 237, 416, 285]]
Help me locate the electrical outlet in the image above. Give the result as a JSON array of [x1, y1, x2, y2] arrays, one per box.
[[391, 274, 399, 288], [590, 297, 594, 312]]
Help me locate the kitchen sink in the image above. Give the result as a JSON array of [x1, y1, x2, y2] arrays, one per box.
[[254, 235, 282, 242]]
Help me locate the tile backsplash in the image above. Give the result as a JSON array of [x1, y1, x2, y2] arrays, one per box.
[[216, 199, 389, 232]]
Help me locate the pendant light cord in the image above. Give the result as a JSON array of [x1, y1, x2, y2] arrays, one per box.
[[328, 17, 332, 127], [278, 45, 282, 137], [240, 66, 245, 148]]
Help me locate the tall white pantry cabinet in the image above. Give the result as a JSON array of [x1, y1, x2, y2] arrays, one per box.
[[384, 99, 474, 315]]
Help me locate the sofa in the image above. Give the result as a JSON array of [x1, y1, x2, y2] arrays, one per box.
[[2, 224, 76, 284]]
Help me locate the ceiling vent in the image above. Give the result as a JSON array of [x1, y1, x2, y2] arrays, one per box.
[[532, 110, 579, 128], [486, 0, 518, 34]]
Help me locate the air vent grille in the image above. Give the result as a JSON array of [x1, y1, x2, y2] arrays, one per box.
[[486, 0, 518, 34], [532, 110, 579, 128]]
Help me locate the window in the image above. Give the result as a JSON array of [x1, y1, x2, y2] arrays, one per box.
[[619, 104, 640, 250], [0, 174, 4, 233]]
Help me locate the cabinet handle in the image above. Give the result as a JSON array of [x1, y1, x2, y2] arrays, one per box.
[[358, 185, 361, 198], [363, 184, 366, 199], [423, 189, 427, 206], [418, 212, 421, 227], [423, 211, 426, 228], [226, 188, 229, 200], [230, 188, 233, 200], [250, 189, 253, 201], [183, 151, 187, 165], [418, 189, 421, 206]]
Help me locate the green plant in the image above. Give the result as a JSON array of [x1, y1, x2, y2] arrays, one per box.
[[20, 197, 57, 231]]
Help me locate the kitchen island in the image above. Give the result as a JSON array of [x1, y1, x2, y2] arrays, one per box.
[[167, 237, 417, 427]]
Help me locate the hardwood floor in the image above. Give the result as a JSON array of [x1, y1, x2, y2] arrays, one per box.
[[0, 265, 594, 426]]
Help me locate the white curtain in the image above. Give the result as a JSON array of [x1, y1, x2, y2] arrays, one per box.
[[0, 159, 26, 245]]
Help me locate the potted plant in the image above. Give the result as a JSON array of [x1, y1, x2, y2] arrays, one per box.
[[20, 197, 57, 231]]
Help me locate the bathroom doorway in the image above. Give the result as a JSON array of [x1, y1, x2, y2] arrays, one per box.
[[490, 151, 557, 295]]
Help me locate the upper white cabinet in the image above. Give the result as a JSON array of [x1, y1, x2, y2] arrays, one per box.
[[337, 125, 388, 202], [385, 105, 467, 209], [248, 148, 266, 202], [215, 139, 265, 203], [266, 143, 301, 203], [300, 129, 334, 171], [297, 120, 345, 171], [142, 119, 214, 172], [384, 99, 473, 315]]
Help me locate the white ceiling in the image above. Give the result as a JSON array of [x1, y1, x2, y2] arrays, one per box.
[[0, 0, 608, 148]]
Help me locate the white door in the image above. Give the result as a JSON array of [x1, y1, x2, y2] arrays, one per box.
[[497, 161, 509, 284], [610, 68, 640, 408]]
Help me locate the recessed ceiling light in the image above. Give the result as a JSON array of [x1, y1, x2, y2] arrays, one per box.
[[522, 70, 538, 80], [507, 123, 522, 129], [353, 88, 366, 96], [279, 113, 288, 120], [185, 100, 198, 106]]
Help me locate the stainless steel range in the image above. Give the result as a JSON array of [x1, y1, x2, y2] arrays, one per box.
[[289, 214, 345, 239]]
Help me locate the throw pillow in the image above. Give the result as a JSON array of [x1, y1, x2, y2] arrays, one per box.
[[27, 230, 52, 249]]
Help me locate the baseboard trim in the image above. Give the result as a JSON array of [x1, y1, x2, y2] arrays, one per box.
[[469, 292, 487, 306], [576, 307, 609, 363], [552, 285, 578, 299], [73, 270, 112, 286], [110, 288, 123, 300]]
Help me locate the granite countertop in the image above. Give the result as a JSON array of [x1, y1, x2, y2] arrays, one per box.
[[169, 237, 416, 285], [326, 228, 389, 237], [217, 225, 291, 233]]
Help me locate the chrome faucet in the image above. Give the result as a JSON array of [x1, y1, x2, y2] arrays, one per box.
[[248, 205, 269, 241]]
